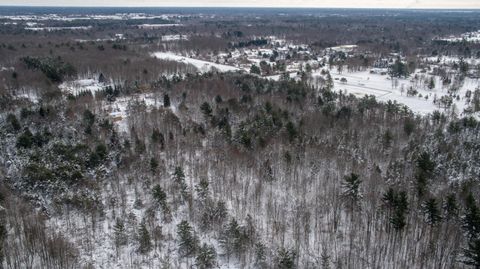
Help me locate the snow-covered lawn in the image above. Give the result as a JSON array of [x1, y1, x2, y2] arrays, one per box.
[[423, 55, 480, 65], [161, 35, 189, 41], [436, 30, 480, 43], [315, 69, 478, 116], [59, 78, 109, 95], [25, 26, 92, 31], [265, 71, 298, 81], [152, 52, 242, 73], [103, 93, 169, 132], [139, 24, 183, 28]]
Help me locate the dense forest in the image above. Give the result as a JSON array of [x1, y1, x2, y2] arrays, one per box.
[[1, 70, 480, 268], [0, 7, 480, 269]]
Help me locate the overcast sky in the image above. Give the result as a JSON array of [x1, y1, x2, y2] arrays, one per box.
[[0, 0, 479, 8]]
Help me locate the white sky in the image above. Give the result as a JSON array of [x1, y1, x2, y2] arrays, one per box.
[[0, 0, 479, 8]]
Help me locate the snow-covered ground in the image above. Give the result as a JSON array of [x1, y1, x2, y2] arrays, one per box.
[[75, 33, 125, 43], [0, 66, 14, 72], [25, 26, 92, 31], [59, 78, 109, 95], [436, 30, 480, 43], [161, 34, 189, 41], [12, 89, 40, 103], [138, 24, 183, 28], [103, 93, 165, 132], [326, 44, 358, 52], [424, 55, 480, 65], [0, 13, 180, 22], [315, 69, 478, 116], [265, 71, 298, 81], [152, 52, 242, 73]]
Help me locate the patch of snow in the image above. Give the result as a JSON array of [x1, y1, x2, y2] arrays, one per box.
[[59, 78, 109, 95], [326, 45, 358, 52], [436, 30, 480, 43], [161, 34, 188, 41], [0, 66, 15, 72], [13, 90, 40, 103], [25, 26, 92, 31], [314, 69, 478, 116], [138, 24, 183, 29], [423, 55, 480, 66], [152, 52, 241, 73]]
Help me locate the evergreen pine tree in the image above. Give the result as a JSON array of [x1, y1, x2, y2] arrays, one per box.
[[113, 218, 128, 248], [6, 113, 21, 132], [138, 222, 152, 254], [98, 72, 106, 83], [153, 184, 167, 205], [196, 178, 210, 203], [200, 102, 213, 119], [423, 197, 442, 226], [416, 152, 435, 176], [428, 77, 436, 89], [285, 121, 297, 143], [173, 166, 190, 202], [152, 184, 171, 220], [150, 157, 158, 174], [382, 188, 409, 231], [382, 187, 397, 209], [341, 173, 362, 209], [0, 220, 6, 266], [444, 193, 458, 220], [163, 93, 170, 107], [276, 247, 296, 269], [177, 220, 199, 257], [415, 172, 428, 198], [463, 193, 480, 240], [415, 152, 435, 198], [254, 242, 267, 266], [463, 238, 480, 268], [195, 243, 217, 269], [219, 218, 248, 259], [151, 128, 165, 150]]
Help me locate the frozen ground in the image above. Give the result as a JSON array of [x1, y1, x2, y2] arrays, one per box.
[[12, 89, 40, 104], [139, 24, 183, 28], [314, 69, 478, 116], [59, 78, 110, 95], [424, 55, 480, 65], [75, 33, 125, 43], [436, 30, 480, 43], [0, 13, 178, 22], [25, 26, 92, 31], [152, 52, 242, 73], [161, 35, 189, 41], [103, 93, 165, 132], [265, 71, 298, 81]]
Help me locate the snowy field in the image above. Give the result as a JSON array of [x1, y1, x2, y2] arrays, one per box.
[[25, 26, 92, 31], [437, 30, 480, 43], [75, 33, 125, 43], [161, 34, 189, 41], [317, 69, 478, 116], [424, 55, 480, 65], [138, 24, 183, 28], [103, 93, 166, 132], [59, 78, 110, 95], [0, 13, 177, 21], [152, 52, 242, 73]]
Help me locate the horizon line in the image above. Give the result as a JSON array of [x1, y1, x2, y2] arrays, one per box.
[[0, 5, 479, 10]]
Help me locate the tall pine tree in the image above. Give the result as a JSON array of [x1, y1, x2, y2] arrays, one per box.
[[177, 220, 199, 257]]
